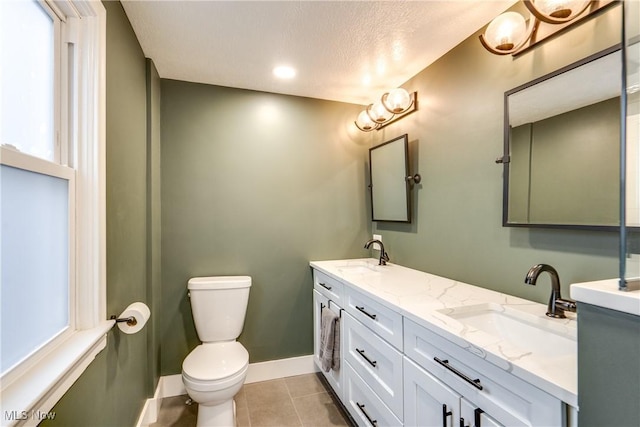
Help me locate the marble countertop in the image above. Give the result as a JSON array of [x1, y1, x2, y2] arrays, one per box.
[[571, 278, 640, 316], [310, 258, 578, 408]]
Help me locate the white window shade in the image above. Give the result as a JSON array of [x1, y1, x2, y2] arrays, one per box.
[[1, 164, 72, 375]]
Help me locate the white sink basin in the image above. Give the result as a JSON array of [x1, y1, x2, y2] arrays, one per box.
[[335, 261, 381, 275], [439, 303, 576, 359]]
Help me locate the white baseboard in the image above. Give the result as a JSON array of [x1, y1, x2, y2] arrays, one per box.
[[135, 378, 163, 427], [245, 354, 318, 384], [136, 354, 317, 427]]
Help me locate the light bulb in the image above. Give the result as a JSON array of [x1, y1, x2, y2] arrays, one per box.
[[382, 88, 412, 114], [535, 0, 588, 19], [483, 12, 527, 51], [367, 100, 393, 123], [355, 110, 377, 131]]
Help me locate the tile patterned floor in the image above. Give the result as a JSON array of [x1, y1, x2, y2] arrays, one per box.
[[150, 373, 353, 427]]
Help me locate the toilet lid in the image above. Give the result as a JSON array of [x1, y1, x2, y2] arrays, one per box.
[[183, 342, 249, 382]]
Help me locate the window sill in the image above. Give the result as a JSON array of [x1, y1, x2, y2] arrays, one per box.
[[0, 320, 114, 427]]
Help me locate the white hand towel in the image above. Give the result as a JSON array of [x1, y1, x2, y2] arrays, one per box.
[[319, 307, 339, 372]]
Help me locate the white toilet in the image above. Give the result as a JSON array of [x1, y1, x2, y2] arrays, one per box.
[[182, 276, 251, 427]]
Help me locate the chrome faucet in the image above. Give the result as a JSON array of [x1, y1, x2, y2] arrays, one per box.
[[364, 239, 389, 266], [524, 264, 577, 318]]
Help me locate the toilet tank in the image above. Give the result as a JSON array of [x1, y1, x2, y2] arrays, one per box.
[[188, 276, 251, 342]]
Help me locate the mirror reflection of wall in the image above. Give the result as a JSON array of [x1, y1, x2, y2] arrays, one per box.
[[509, 97, 620, 225], [369, 134, 411, 223], [504, 47, 622, 229]]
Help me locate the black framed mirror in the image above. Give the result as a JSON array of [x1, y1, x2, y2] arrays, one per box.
[[369, 134, 415, 223], [501, 45, 623, 230]]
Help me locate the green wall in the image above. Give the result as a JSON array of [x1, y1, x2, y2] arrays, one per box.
[[371, 4, 622, 305], [43, 2, 158, 426], [160, 81, 368, 372]]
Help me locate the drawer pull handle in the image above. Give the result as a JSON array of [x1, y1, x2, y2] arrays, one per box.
[[442, 404, 452, 427], [356, 402, 378, 426], [319, 282, 332, 291], [434, 357, 483, 390], [356, 348, 377, 367], [355, 305, 377, 320]]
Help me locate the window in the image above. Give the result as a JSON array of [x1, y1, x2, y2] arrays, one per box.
[[1, 0, 57, 162], [0, 0, 106, 422], [1, 0, 73, 378]]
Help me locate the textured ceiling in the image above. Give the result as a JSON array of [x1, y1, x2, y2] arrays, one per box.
[[121, 1, 516, 105]]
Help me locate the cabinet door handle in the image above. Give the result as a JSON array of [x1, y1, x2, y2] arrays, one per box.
[[319, 282, 332, 291], [434, 357, 483, 390], [460, 417, 470, 427], [355, 305, 377, 320], [356, 402, 378, 426], [355, 348, 377, 367], [442, 404, 453, 427], [474, 408, 484, 427]]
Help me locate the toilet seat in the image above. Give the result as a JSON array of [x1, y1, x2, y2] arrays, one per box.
[[182, 342, 249, 392]]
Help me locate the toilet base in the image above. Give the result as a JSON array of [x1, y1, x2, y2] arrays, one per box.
[[196, 398, 236, 427]]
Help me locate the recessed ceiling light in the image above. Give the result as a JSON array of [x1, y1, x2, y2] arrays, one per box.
[[273, 66, 296, 79]]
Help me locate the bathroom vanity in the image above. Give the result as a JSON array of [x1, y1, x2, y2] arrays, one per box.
[[311, 258, 577, 427]]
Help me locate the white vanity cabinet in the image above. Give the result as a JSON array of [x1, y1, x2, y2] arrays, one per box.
[[404, 318, 564, 427], [310, 261, 575, 427], [312, 271, 344, 400]]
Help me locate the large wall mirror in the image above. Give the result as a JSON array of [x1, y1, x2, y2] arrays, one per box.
[[502, 45, 622, 230], [369, 134, 413, 223]]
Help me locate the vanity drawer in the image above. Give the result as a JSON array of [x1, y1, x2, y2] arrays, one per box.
[[404, 319, 563, 427], [313, 270, 344, 305], [343, 362, 402, 427], [344, 312, 403, 420], [344, 286, 403, 350]]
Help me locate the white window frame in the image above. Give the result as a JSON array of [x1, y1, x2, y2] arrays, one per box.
[[0, 1, 107, 425]]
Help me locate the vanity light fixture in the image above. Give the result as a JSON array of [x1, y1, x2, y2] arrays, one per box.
[[355, 88, 417, 132], [479, 0, 615, 56]]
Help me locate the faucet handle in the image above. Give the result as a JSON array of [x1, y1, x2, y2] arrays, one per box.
[[555, 298, 577, 312]]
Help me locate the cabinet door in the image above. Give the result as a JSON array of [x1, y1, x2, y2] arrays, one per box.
[[313, 290, 328, 369], [313, 290, 343, 399], [404, 357, 461, 427], [460, 399, 504, 427]]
